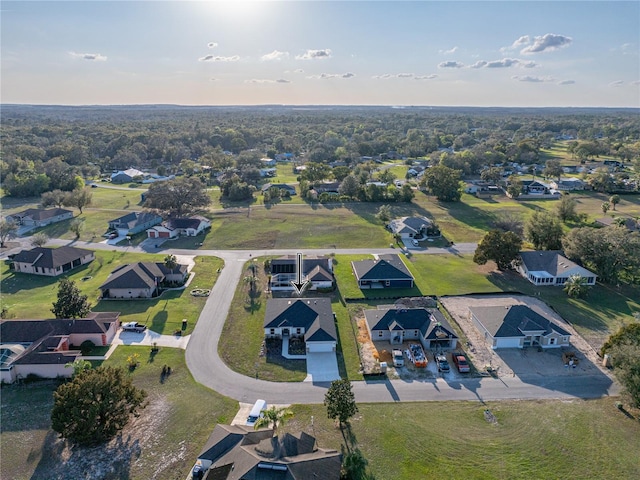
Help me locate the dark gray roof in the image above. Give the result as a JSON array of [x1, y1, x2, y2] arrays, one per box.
[[264, 298, 336, 343], [388, 216, 433, 235], [10, 208, 73, 221], [261, 183, 297, 194], [364, 307, 457, 340], [351, 254, 414, 281], [270, 256, 332, 279], [519, 250, 595, 277], [109, 211, 161, 229], [469, 305, 571, 338], [100, 262, 187, 290], [11, 246, 94, 270], [166, 216, 210, 229], [198, 424, 341, 480]]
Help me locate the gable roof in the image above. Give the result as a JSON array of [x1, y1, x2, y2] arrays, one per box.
[[352, 254, 414, 281], [9, 208, 72, 221], [100, 262, 188, 290], [364, 307, 457, 340], [388, 216, 433, 235], [270, 255, 332, 278], [11, 246, 93, 270], [519, 250, 596, 278], [469, 305, 571, 338], [264, 298, 336, 342], [109, 211, 162, 229], [197, 424, 341, 480], [166, 216, 210, 230]]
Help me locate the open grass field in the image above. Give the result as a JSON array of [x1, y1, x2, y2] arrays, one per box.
[[0, 251, 222, 335], [288, 398, 640, 480], [0, 347, 237, 480]]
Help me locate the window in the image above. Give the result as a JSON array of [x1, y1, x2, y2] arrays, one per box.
[[549, 337, 556, 345], [378, 331, 383, 337], [385, 280, 391, 287], [270, 328, 275, 335], [296, 328, 301, 335]]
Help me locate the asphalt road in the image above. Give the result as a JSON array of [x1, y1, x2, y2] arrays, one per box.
[[7, 237, 619, 404]]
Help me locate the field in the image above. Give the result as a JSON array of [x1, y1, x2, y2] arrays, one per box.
[[0, 251, 223, 335]]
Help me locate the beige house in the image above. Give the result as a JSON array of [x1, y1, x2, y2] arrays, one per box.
[[11, 246, 95, 276], [5, 207, 73, 227], [99, 261, 189, 299]]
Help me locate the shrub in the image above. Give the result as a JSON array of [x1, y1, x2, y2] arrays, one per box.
[[80, 340, 95, 356]]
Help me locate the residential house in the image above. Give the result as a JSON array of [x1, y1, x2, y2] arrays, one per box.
[[351, 254, 414, 289], [260, 158, 276, 167], [387, 216, 439, 240], [108, 211, 163, 236], [595, 216, 639, 231], [99, 261, 189, 299], [364, 306, 458, 349], [259, 167, 277, 178], [269, 255, 333, 292], [550, 177, 586, 191], [147, 216, 211, 239], [0, 312, 119, 384], [517, 250, 597, 286], [275, 152, 295, 162], [508, 179, 560, 199], [260, 183, 297, 196], [469, 305, 571, 349], [11, 246, 94, 276], [192, 424, 341, 480], [311, 181, 341, 195], [5, 208, 73, 227], [263, 298, 337, 354], [110, 168, 145, 184]]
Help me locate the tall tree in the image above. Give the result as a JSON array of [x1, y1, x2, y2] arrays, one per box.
[[0, 219, 18, 248], [480, 167, 502, 184], [325, 379, 358, 428], [506, 175, 523, 199], [51, 278, 91, 319], [491, 211, 524, 238], [543, 159, 563, 181], [601, 324, 640, 408], [41, 189, 67, 208], [556, 194, 579, 223], [31, 232, 50, 247], [609, 194, 620, 211], [424, 165, 462, 202], [51, 366, 147, 446], [525, 210, 564, 250], [473, 230, 522, 270], [69, 218, 85, 239], [164, 254, 178, 270], [144, 177, 211, 216], [63, 188, 92, 214], [338, 175, 360, 199]]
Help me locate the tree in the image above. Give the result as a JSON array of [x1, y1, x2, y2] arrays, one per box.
[[51, 366, 147, 446], [325, 379, 358, 428], [300, 162, 332, 183], [543, 159, 563, 181], [144, 177, 211, 216], [473, 230, 522, 270], [525, 211, 564, 250], [63, 188, 92, 213], [506, 175, 523, 199], [563, 225, 640, 284], [70, 218, 85, 239], [601, 201, 610, 214], [399, 183, 415, 202], [31, 232, 50, 247], [164, 254, 178, 270], [41, 189, 67, 208], [0, 219, 18, 248], [563, 274, 590, 298], [253, 406, 293, 433], [601, 323, 640, 408], [51, 278, 91, 319], [491, 211, 524, 238], [65, 358, 92, 376], [376, 204, 392, 223], [378, 169, 396, 185], [338, 175, 360, 199], [424, 165, 462, 201], [333, 166, 351, 181], [556, 194, 578, 223], [609, 194, 620, 211], [480, 167, 502, 184]]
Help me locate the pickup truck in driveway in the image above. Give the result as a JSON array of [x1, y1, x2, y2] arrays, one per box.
[[392, 349, 404, 367], [121, 322, 147, 333], [435, 353, 450, 373], [451, 352, 470, 372]]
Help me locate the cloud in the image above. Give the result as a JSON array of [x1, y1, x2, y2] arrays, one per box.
[[307, 72, 355, 79], [296, 49, 332, 60], [631, 80, 640, 86], [373, 73, 436, 80], [512, 35, 531, 47], [608, 80, 624, 87], [261, 50, 289, 61], [521, 33, 572, 54], [512, 75, 555, 83], [198, 54, 240, 62], [69, 51, 107, 61], [558, 79, 575, 85], [207, 42, 218, 49], [415, 74, 438, 80], [438, 61, 464, 68], [481, 58, 537, 68], [245, 78, 291, 84], [469, 60, 487, 69], [439, 46, 458, 55]]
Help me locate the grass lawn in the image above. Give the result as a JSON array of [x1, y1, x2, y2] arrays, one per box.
[[0, 347, 237, 480], [218, 258, 363, 381], [1, 251, 223, 335], [286, 398, 640, 480]]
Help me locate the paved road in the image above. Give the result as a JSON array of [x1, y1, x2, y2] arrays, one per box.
[[4, 237, 619, 404]]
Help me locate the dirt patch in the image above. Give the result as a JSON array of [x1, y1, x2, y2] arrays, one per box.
[[439, 294, 612, 379]]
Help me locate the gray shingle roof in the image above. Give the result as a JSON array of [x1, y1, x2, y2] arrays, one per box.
[[10, 207, 73, 221], [11, 246, 94, 270], [352, 254, 413, 281], [264, 298, 336, 343], [469, 305, 571, 338], [519, 250, 595, 277], [99, 262, 187, 290], [364, 307, 457, 340]]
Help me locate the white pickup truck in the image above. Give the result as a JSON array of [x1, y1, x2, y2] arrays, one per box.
[[121, 322, 147, 333], [392, 349, 405, 367]]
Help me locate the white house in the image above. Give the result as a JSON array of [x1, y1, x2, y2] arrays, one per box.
[[517, 251, 597, 286]]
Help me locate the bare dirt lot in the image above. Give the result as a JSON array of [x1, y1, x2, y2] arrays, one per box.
[[439, 294, 613, 379]]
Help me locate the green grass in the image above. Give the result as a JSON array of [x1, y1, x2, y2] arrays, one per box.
[[0, 347, 237, 480], [1, 251, 223, 335], [286, 398, 640, 480]]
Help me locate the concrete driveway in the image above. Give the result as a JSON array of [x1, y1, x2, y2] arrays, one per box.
[[304, 352, 340, 383]]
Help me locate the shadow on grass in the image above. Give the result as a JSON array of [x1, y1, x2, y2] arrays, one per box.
[[150, 310, 168, 333]]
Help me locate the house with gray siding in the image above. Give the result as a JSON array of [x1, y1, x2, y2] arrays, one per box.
[[351, 254, 414, 289], [108, 212, 163, 236], [6, 208, 73, 227], [11, 246, 94, 276], [99, 261, 188, 299]]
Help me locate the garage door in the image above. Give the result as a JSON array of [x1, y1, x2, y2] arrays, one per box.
[[495, 337, 522, 349], [159, 232, 170, 238]]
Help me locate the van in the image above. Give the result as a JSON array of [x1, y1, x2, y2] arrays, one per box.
[[411, 239, 419, 247], [246, 399, 267, 427]]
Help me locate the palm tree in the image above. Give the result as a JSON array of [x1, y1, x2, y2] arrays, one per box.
[[564, 274, 589, 298], [164, 254, 178, 271], [601, 201, 610, 215], [253, 406, 294, 433]]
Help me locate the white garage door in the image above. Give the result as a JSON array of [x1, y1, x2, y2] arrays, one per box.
[[495, 337, 522, 349]]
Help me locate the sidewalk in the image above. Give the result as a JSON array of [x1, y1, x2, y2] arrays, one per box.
[[93, 330, 192, 361]]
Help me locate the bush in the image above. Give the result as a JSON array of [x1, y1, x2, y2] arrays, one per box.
[[80, 340, 95, 356]]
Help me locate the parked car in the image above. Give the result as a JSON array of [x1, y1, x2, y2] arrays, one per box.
[[108, 232, 119, 239], [392, 349, 404, 368], [451, 352, 470, 372], [122, 322, 147, 333], [435, 353, 450, 373], [411, 239, 419, 246]]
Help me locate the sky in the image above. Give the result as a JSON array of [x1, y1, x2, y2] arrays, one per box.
[[1, 1, 639, 107]]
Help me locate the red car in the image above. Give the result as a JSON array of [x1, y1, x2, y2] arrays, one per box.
[[452, 352, 470, 373]]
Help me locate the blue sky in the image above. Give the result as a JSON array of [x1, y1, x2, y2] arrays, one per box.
[[2, 1, 639, 106]]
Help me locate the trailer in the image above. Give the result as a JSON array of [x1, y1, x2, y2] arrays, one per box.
[[406, 343, 427, 368]]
